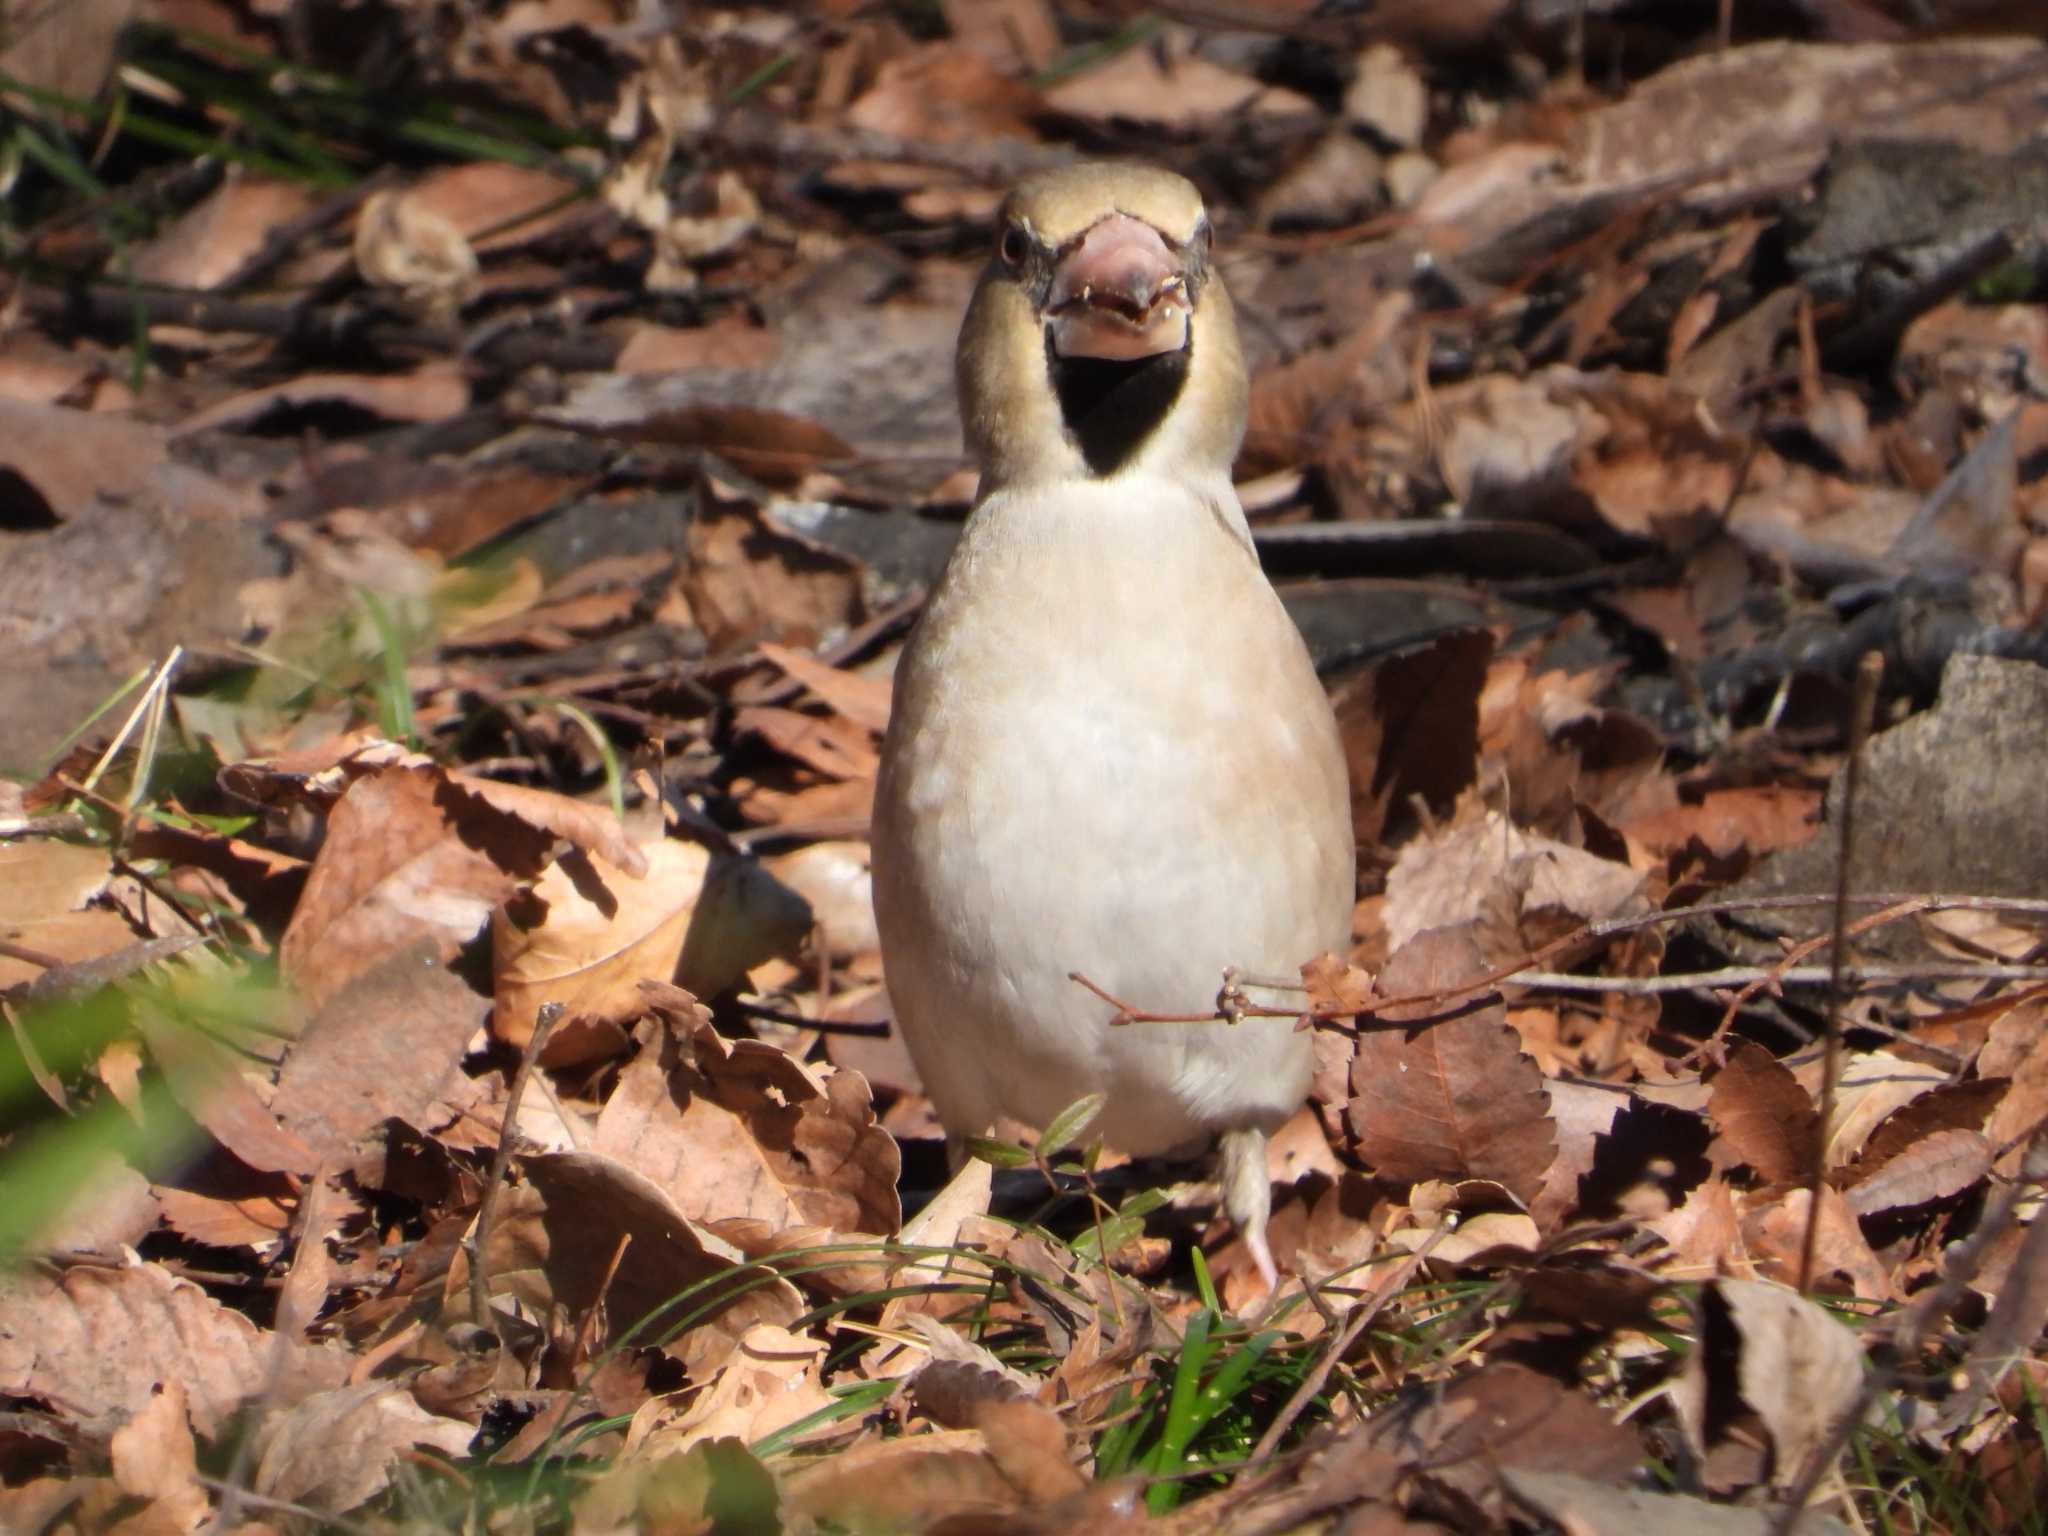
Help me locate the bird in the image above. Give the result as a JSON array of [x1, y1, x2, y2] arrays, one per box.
[[871, 162, 1354, 1292]]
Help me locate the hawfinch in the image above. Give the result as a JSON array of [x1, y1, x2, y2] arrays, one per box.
[[872, 163, 1354, 1291]]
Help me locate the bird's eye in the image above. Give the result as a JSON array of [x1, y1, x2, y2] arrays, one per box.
[[999, 224, 1029, 266]]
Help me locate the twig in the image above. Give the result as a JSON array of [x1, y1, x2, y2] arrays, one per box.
[[196, 1475, 379, 1535], [730, 997, 889, 1035], [207, 1165, 333, 1535], [0, 936, 65, 969], [1249, 1235, 1441, 1465], [1075, 891, 2048, 1033], [569, 1232, 634, 1373], [468, 1002, 562, 1330], [1510, 962, 2048, 994], [1802, 654, 1883, 1296], [1770, 1143, 2047, 1535]]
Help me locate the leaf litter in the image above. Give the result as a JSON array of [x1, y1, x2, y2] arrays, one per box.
[[4, 2, 2048, 1532]]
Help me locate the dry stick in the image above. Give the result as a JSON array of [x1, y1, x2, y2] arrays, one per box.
[[1249, 1235, 1442, 1466], [1770, 1145, 2047, 1536], [197, 1475, 380, 1536], [468, 1002, 563, 1330], [1799, 653, 1884, 1298], [0, 936, 64, 969], [207, 1166, 329, 1536], [1077, 892, 2048, 1032], [569, 1232, 634, 1374], [1513, 962, 2048, 994]]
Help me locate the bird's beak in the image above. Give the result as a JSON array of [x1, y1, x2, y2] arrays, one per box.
[[1045, 214, 1192, 363]]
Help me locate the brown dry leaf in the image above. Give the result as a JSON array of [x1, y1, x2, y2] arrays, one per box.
[[282, 462, 594, 564], [734, 705, 878, 783], [625, 1323, 835, 1458], [942, 0, 1059, 75], [1983, 997, 2048, 1176], [151, 1185, 292, 1254], [1387, 1208, 1540, 1266], [766, 841, 877, 957], [1334, 627, 1490, 853], [354, 188, 479, 310], [1841, 1127, 1992, 1218], [1820, 1051, 1952, 1166], [1358, 1360, 1642, 1499], [1740, 1184, 1891, 1301], [1648, 1174, 1749, 1282], [251, 1381, 474, 1515], [681, 483, 866, 651], [839, 42, 1040, 170], [0, 0, 134, 104], [1674, 1278, 1865, 1494], [0, 398, 169, 524], [278, 757, 641, 1012], [127, 173, 318, 291], [1939, 1195, 2048, 1432], [869, 1159, 996, 1355], [1625, 786, 1823, 861], [172, 363, 471, 437], [269, 944, 488, 1165], [1568, 37, 2046, 208], [779, 1429, 1025, 1532], [593, 1002, 901, 1239], [0, 1261, 349, 1441], [1043, 28, 1314, 128], [456, 1150, 805, 1377], [755, 642, 895, 736], [1707, 1041, 1818, 1187], [130, 996, 318, 1177], [0, 333, 106, 409], [1346, 925, 1556, 1206], [1381, 810, 1645, 966], [615, 315, 781, 374], [1568, 374, 1746, 543], [394, 160, 589, 254], [1501, 1468, 1857, 1536], [107, 1379, 208, 1533], [0, 838, 116, 986], [492, 838, 713, 1063]]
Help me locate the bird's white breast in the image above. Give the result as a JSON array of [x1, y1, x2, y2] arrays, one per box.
[[872, 471, 1352, 1156]]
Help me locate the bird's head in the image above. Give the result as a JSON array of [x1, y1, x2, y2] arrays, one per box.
[[957, 162, 1248, 491]]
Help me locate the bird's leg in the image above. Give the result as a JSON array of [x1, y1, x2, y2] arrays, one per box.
[[1217, 1125, 1278, 1294]]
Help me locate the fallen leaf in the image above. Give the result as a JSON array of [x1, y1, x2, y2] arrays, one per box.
[[1347, 925, 1556, 1206], [1674, 1277, 1865, 1493], [252, 1381, 474, 1515], [270, 944, 489, 1165], [0, 1261, 349, 1441], [1708, 1041, 1818, 1187], [625, 1323, 836, 1457]]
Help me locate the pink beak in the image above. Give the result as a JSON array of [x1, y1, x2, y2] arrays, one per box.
[[1046, 215, 1192, 363]]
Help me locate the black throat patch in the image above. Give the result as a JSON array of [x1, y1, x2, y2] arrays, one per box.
[[1049, 340, 1191, 476]]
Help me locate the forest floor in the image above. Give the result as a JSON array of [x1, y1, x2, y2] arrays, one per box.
[[4, 1, 2048, 1532]]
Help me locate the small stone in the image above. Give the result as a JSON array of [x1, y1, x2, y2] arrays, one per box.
[[1385, 150, 1441, 208], [1344, 43, 1428, 148]]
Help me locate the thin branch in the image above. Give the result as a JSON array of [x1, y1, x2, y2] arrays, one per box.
[[1770, 1144, 2047, 1535], [1802, 653, 1883, 1295], [1509, 963, 2048, 993], [468, 1002, 562, 1330], [1078, 891, 2048, 1033], [1249, 1234, 1441, 1466]]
